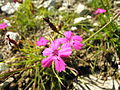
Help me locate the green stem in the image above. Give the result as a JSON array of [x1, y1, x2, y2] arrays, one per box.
[[52, 62, 64, 87], [83, 13, 120, 43]]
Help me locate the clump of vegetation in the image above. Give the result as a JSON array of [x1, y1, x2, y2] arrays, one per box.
[[0, 0, 119, 89]]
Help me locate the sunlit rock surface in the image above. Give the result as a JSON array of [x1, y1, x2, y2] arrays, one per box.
[[72, 75, 120, 90], [5, 32, 21, 50], [1, 2, 20, 14]]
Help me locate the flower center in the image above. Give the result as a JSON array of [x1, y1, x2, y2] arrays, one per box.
[[52, 49, 58, 56]]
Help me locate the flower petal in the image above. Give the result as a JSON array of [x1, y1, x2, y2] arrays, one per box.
[[36, 41, 41, 46], [42, 48, 53, 56], [64, 31, 73, 39], [59, 47, 72, 57], [0, 23, 8, 29], [54, 56, 66, 72], [50, 40, 60, 50], [36, 37, 48, 46], [55, 38, 68, 44], [94, 8, 106, 14], [71, 41, 84, 50], [72, 35, 83, 42], [41, 56, 53, 67], [61, 43, 71, 49]]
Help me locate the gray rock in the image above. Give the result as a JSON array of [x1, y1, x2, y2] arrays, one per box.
[[62, 0, 76, 7], [0, 77, 14, 89], [58, 6, 68, 11], [74, 17, 86, 24], [0, 62, 8, 71], [114, 1, 120, 7], [9, 82, 17, 90], [3, 19, 11, 26], [32, 0, 44, 7], [18, 88, 23, 90], [28, 88, 32, 90], [87, 0, 93, 3], [0, 53, 3, 62], [93, 22, 99, 26], [37, 0, 55, 9], [0, 0, 4, 6], [74, 3, 87, 14], [18, 82, 23, 88], [72, 75, 120, 90], [1, 2, 20, 14], [71, 26, 77, 30], [5, 32, 21, 50], [25, 78, 30, 84], [14, 74, 21, 80]]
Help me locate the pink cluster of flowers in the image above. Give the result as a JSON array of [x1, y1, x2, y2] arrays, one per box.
[[0, 23, 8, 30], [36, 31, 83, 72], [36, 37, 49, 46], [94, 8, 106, 14]]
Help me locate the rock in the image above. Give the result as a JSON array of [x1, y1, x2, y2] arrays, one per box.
[[32, 0, 44, 7], [87, 0, 93, 3], [114, 1, 120, 7], [18, 88, 23, 90], [72, 75, 120, 90], [18, 82, 23, 88], [37, 0, 55, 9], [0, 77, 14, 89], [89, 28, 94, 32], [14, 74, 21, 80], [25, 78, 30, 84], [9, 82, 18, 90], [3, 19, 11, 26], [0, 62, 8, 71], [22, 82, 25, 86], [48, 6, 54, 10], [74, 3, 87, 14], [118, 64, 120, 73], [58, 0, 76, 11], [0, 53, 3, 62], [86, 15, 92, 19], [5, 32, 21, 50], [28, 88, 32, 90], [62, 0, 76, 6], [71, 26, 77, 30], [93, 22, 99, 26], [1, 2, 20, 15], [74, 17, 86, 24], [58, 6, 68, 11], [43, 0, 55, 8], [0, 0, 4, 6]]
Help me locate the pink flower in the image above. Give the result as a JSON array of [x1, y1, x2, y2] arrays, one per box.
[[42, 40, 72, 72], [94, 8, 106, 14], [57, 31, 84, 50], [0, 23, 8, 30], [36, 37, 49, 46], [13, 0, 17, 3]]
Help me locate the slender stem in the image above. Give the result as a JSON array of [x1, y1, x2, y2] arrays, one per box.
[[52, 62, 64, 87], [83, 13, 120, 43]]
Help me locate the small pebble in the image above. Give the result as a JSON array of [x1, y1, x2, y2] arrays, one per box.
[[0, 53, 3, 62], [9, 82, 18, 90]]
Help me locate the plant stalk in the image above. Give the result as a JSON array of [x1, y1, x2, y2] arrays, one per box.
[[83, 13, 120, 43]]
